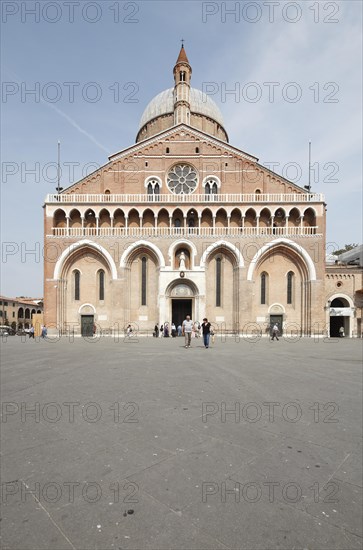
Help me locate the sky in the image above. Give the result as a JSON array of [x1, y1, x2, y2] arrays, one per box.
[[1, 0, 362, 297]]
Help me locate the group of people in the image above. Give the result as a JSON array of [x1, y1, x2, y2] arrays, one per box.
[[28, 325, 48, 339], [154, 316, 214, 349]]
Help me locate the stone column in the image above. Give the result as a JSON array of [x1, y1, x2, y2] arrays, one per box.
[[66, 216, 70, 237]]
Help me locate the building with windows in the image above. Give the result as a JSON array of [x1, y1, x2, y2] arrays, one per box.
[[43, 46, 361, 337], [0, 296, 43, 330]]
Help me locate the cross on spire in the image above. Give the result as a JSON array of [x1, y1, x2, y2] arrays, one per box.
[[181, 38, 185, 47]]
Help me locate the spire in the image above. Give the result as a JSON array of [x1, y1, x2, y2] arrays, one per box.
[[173, 43, 192, 126], [176, 43, 190, 65]]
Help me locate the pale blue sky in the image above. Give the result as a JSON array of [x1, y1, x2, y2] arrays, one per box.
[[1, 0, 362, 296]]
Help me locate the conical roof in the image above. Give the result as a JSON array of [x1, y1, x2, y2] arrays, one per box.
[[175, 45, 190, 65]]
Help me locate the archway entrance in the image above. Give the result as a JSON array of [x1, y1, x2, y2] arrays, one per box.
[[165, 280, 199, 326], [329, 297, 351, 337], [172, 299, 192, 327]]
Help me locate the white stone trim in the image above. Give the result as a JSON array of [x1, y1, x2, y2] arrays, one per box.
[[327, 293, 354, 308], [200, 240, 244, 268], [120, 240, 165, 268], [78, 303, 96, 314], [53, 239, 118, 280], [268, 303, 286, 314], [168, 239, 198, 267], [109, 124, 257, 163], [247, 238, 317, 281], [202, 175, 222, 188], [144, 176, 162, 189]]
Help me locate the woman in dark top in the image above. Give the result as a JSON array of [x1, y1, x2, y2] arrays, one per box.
[[201, 318, 211, 348]]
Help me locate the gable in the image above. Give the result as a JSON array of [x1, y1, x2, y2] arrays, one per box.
[[60, 124, 310, 196]]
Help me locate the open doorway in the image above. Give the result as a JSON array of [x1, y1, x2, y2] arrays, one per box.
[[172, 299, 192, 328], [269, 314, 283, 336], [329, 297, 350, 337]]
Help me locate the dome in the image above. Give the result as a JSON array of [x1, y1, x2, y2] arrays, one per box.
[[138, 87, 225, 131]]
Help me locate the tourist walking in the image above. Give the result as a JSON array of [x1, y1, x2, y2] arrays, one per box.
[[171, 322, 177, 337], [29, 326, 35, 339], [177, 324, 182, 337], [41, 325, 47, 338], [154, 323, 159, 337], [182, 315, 194, 348], [339, 326, 345, 337], [271, 323, 279, 341], [201, 318, 211, 348]]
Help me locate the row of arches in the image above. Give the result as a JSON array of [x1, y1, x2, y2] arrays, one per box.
[[53, 238, 317, 283], [53, 207, 317, 231], [18, 307, 42, 319]]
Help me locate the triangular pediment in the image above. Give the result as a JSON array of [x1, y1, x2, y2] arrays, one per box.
[[60, 123, 310, 195]]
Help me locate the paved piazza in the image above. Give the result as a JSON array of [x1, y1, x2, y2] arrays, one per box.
[[1, 336, 362, 550]]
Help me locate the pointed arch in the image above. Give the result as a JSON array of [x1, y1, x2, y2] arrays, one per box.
[[53, 240, 118, 280], [247, 238, 316, 281], [120, 240, 165, 268], [200, 240, 244, 268]]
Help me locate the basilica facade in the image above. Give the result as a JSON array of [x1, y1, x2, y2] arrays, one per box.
[[43, 46, 361, 337]]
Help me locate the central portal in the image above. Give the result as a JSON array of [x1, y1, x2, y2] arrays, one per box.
[[172, 299, 192, 327]]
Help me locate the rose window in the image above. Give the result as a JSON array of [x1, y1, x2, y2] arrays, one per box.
[[167, 164, 198, 195]]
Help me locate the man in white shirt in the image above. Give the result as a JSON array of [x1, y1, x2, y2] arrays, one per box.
[[182, 315, 194, 348]]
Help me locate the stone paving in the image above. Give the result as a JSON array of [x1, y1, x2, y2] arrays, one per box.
[[1, 334, 362, 549]]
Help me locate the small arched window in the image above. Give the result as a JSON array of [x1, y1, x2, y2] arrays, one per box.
[[74, 270, 80, 301], [261, 272, 267, 305], [204, 177, 219, 195], [166, 147, 170, 154], [287, 271, 294, 304], [180, 71, 186, 82], [99, 270, 105, 301], [141, 257, 147, 306], [174, 218, 181, 228], [147, 183, 153, 195]]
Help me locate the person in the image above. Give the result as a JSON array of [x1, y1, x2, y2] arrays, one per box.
[[154, 323, 159, 338], [271, 323, 279, 341], [164, 323, 169, 337], [339, 326, 345, 337], [41, 325, 47, 338], [29, 326, 35, 339], [160, 324, 164, 337], [201, 318, 211, 348], [177, 324, 182, 337], [182, 315, 194, 348], [126, 324, 133, 338], [171, 322, 177, 337]]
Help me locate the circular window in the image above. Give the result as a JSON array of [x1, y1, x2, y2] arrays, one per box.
[[167, 164, 198, 195]]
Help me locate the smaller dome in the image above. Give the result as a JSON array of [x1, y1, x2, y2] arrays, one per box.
[[138, 87, 225, 131]]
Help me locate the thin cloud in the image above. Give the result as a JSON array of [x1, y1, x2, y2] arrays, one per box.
[[3, 66, 110, 154]]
